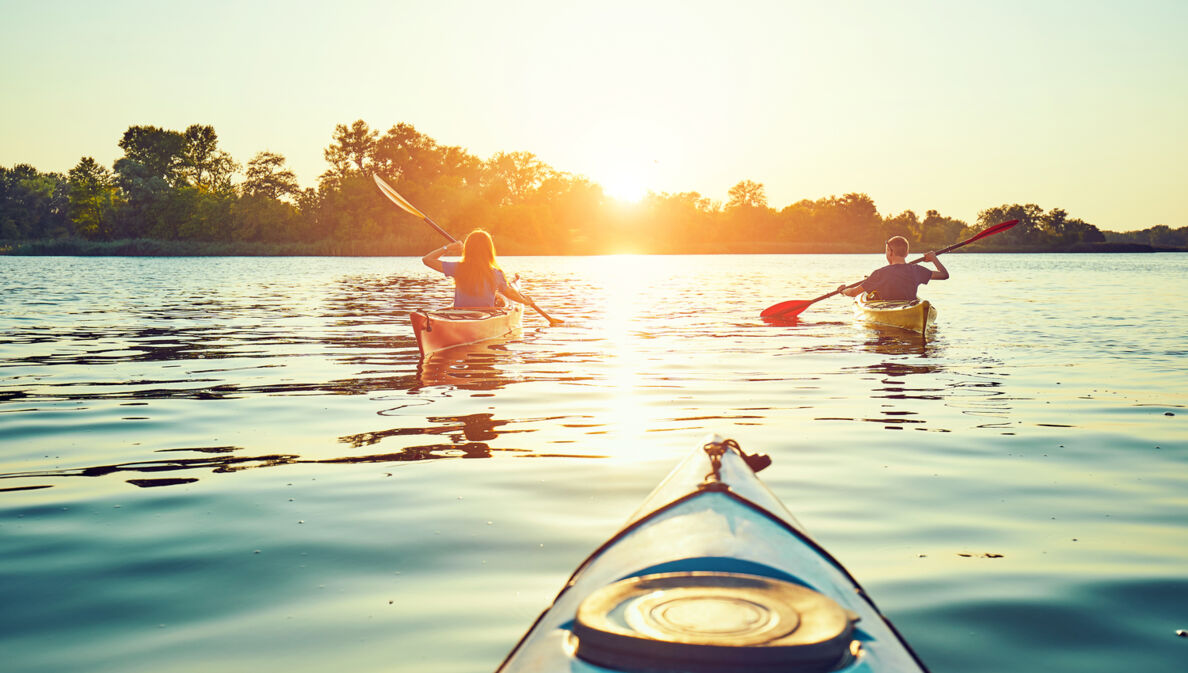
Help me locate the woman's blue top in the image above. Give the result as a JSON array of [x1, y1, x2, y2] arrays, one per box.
[[441, 261, 510, 307]]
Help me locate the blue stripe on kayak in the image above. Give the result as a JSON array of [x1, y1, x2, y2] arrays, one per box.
[[497, 480, 933, 672], [615, 556, 814, 589]]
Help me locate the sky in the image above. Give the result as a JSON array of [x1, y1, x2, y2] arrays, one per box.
[[2, 0, 1185, 232]]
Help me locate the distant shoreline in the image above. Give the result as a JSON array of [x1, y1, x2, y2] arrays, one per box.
[[2, 238, 1184, 257], [7, 123, 1184, 256]]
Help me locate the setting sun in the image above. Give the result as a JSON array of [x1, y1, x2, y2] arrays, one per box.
[[600, 174, 649, 204]]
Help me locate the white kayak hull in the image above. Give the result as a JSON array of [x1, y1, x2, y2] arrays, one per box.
[[496, 436, 930, 672], [411, 303, 523, 357]]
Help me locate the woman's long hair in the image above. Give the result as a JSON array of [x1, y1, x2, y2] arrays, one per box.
[[454, 229, 501, 296]]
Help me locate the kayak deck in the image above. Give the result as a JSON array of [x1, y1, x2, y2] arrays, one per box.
[[496, 437, 930, 672]]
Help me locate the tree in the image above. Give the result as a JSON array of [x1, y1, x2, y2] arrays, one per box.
[[722, 180, 778, 245], [67, 157, 117, 239], [232, 195, 301, 242], [822, 193, 881, 248], [882, 210, 921, 241], [112, 126, 189, 238], [436, 144, 485, 190], [243, 151, 300, 201], [0, 164, 69, 240], [774, 193, 882, 250], [1143, 225, 1187, 247], [1078, 221, 1106, 244], [975, 203, 1103, 249], [640, 191, 720, 252], [726, 180, 767, 209], [321, 120, 378, 185], [181, 124, 239, 191], [372, 122, 440, 185], [1103, 225, 1187, 247], [975, 204, 1045, 248], [174, 186, 235, 240], [485, 151, 552, 205], [370, 123, 485, 220], [918, 210, 967, 247], [1036, 207, 1104, 246], [115, 125, 187, 187], [516, 173, 606, 252], [777, 199, 822, 243]]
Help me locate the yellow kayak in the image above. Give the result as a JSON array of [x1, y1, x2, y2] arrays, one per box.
[[853, 292, 936, 335]]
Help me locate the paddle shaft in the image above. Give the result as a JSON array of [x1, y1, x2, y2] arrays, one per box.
[[905, 219, 1018, 264], [417, 214, 460, 245], [372, 174, 561, 325]]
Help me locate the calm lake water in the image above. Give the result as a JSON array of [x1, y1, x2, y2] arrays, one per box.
[[2, 253, 1186, 672]]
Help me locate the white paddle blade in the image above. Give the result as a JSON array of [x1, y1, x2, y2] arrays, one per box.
[[372, 173, 428, 220]]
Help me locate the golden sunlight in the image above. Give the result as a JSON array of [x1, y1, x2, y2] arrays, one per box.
[[571, 254, 661, 445], [601, 174, 649, 204]]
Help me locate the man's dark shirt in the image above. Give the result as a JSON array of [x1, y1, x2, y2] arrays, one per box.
[[861, 263, 934, 300]]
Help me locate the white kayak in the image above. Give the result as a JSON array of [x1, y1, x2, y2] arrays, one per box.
[[410, 303, 523, 357]]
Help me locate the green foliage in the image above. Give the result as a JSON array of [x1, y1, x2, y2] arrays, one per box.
[[243, 151, 299, 201], [372, 122, 483, 194], [321, 120, 378, 187], [232, 194, 302, 242], [181, 124, 239, 191], [485, 151, 554, 206], [116, 126, 187, 187], [974, 204, 1105, 250], [67, 157, 117, 239], [882, 210, 921, 241], [2, 118, 1164, 255], [776, 193, 884, 251], [0, 164, 69, 240], [1104, 224, 1188, 249], [726, 180, 767, 210], [310, 173, 392, 243], [919, 210, 967, 248]]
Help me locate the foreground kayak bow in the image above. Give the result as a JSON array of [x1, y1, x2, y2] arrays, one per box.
[[496, 436, 930, 672]]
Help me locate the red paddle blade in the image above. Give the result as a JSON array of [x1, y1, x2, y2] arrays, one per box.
[[760, 299, 814, 318], [761, 313, 800, 327], [968, 219, 1019, 242]]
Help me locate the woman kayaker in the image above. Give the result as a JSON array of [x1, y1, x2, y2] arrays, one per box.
[[422, 229, 530, 308], [837, 235, 949, 300]]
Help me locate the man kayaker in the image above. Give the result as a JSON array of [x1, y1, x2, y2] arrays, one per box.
[[837, 235, 949, 300], [422, 229, 531, 308]]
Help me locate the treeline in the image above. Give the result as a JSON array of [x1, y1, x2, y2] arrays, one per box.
[[0, 119, 1163, 256], [1103, 225, 1188, 250]]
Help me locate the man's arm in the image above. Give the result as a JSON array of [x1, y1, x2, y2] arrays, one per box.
[[924, 252, 949, 280], [837, 282, 865, 297]]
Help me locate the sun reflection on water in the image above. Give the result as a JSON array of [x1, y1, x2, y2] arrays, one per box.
[[595, 255, 659, 445]]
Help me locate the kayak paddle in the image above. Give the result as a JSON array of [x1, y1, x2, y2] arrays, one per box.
[[759, 219, 1020, 319], [372, 173, 563, 326]]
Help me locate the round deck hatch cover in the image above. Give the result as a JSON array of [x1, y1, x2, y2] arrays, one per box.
[[573, 571, 858, 672]]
